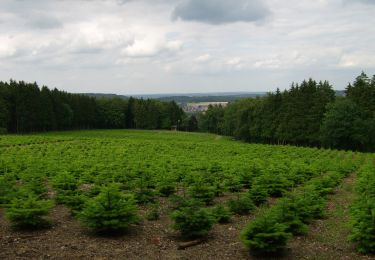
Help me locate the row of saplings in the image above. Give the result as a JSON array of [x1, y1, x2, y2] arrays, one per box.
[[349, 161, 375, 254], [242, 169, 350, 255], [0, 171, 263, 240], [0, 162, 301, 230]]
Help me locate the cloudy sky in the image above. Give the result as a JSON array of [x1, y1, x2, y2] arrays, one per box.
[[0, 0, 374, 94]]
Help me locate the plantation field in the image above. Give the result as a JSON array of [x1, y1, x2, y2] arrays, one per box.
[[0, 130, 374, 259]]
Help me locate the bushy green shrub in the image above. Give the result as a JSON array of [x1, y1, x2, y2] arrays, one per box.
[[349, 164, 375, 254], [83, 184, 101, 197], [349, 199, 375, 253], [227, 194, 255, 215], [169, 195, 188, 210], [52, 172, 86, 214], [241, 215, 291, 254], [5, 193, 53, 228], [241, 166, 349, 255], [171, 200, 215, 239], [157, 182, 175, 197], [22, 175, 48, 198], [60, 192, 87, 215], [287, 162, 317, 185], [253, 173, 291, 197], [131, 170, 157, 204], [134, 188, 156, 204], [79, 184, 138, 233], [0, 176, 16, 206], [52, 171, 78, 191], [294, 191, 326, 221], [188, 182, 216, 205], [248, 184, 269, 206], [355, 168, 375, 198], [212, 180, 225, 196], [274, 198, 308, 235], [211, 204, 231, 223], [224, 176, 243, 192], [310, 172, 340, 195], [238, 170, 254, 188]]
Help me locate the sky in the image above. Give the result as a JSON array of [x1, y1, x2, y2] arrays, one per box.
[[0, 0, 374, 95]]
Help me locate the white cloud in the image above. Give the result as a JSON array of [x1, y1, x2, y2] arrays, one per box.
[[339, 52, 375, 68], [0, 36, 17, 58], [226, 57, 242, 66], [121, 38, 182, 58], [195, 54, 211, 63], [64, 19, 133, 53]]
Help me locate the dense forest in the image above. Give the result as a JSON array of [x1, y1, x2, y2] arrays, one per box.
[[198, 72, 375, 152], [0, 80, 185, 133], [0, 72, 374, 151]]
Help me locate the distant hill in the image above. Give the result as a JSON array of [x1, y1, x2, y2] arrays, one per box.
[[156, 93, 266, 104], [335, 90, 346, 96], [82, 93, 129, 99], [82, 90, 345, 104], [82, 92, 267, 104]]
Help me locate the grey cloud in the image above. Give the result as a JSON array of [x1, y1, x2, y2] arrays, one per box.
[[354, 0, 375, 4], [116, 0, 132, 5], [69, 47, 103, 54], [172, 0, 270, 24], [27, 14, 63, 29], [343, 0, 375, 5], [1, 0, 63, 29]]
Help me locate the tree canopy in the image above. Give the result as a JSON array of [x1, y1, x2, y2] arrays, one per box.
[[0, 80, 184, 133], [198, 73, 375, 152]]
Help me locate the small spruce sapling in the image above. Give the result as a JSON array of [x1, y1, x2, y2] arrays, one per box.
[[211, 204, 231, 223], [171, 200, 214, 239], [79, 184, 139, 233], [157, 182, 175, 197], [249, 184, 269, 206], [5, 191, 53, 228], [187, 182, 216, 205], [0, 176, 16, 206], [227, 194, 255, 215], [241, 215, 291, 254]]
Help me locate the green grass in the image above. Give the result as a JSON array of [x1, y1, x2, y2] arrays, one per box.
[[314, 179, 354, 245]]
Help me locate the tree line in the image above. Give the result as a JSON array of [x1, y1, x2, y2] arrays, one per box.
[[198, 72, 375, 152], [1, 73, 374, 152], [0, 80, 187, 134]]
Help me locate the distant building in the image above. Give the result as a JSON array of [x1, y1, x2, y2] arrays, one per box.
[[183, 102, 228, 113]]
